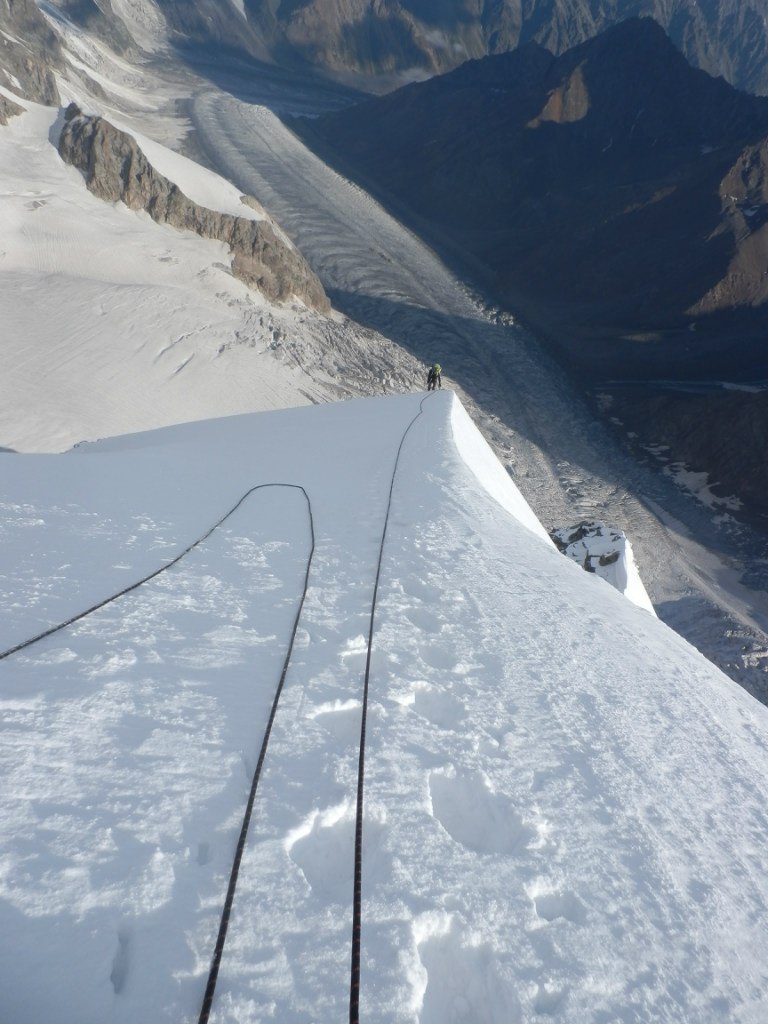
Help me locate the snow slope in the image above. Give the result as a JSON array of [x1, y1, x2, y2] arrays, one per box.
[[0, 89, 420, 454], [2, 391, 768, 1023], [3, 12, 768, 703]]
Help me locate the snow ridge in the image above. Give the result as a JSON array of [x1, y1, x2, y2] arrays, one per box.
[[3, 393, 768, 1023]]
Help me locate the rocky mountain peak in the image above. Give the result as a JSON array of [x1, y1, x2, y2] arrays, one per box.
[[307, 18, 768, 378], [542, 17, 768, 153]]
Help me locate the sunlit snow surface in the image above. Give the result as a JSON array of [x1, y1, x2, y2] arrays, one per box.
[[2, 392, 768, 1023], [0, 90, 410, 454]]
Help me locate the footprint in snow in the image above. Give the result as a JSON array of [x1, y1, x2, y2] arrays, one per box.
[[530, 887, 587, 926], [413, 913, 520, 1024], [307, 698, 361, 743], [410, 683, 465, 729], [287, 803, 389, 902], [533, 981, 567, 1016], [429, 770, 534, 855], [404, 606, 445, 635]]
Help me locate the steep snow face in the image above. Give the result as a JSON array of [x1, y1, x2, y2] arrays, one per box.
[[2, 392, 768, 1023], [449, 396, 552, 545]]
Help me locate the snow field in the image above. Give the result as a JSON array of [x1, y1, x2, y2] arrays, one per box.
[[0, 395, 448, 1020], [0, 91, 368, 454], [3, 392, 768, 1022]]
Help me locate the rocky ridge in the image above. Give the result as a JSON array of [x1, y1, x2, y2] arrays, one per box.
[[27, 0, 768, 99], [550, 520, 654, 614], [0, 93, 24, 125], [306, 18, 768, 379], [0, 0, 62, 105], [57, 104, 330, 312]]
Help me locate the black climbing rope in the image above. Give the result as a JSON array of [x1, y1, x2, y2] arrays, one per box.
[[198, 484, 315, 1022], [0, 480, 316, 1021], [350, 394, 433, 1024], [0, 392, 439, 1022], [0, 484, 308, 661]]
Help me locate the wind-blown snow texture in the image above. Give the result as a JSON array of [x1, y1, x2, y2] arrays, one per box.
[[2, 392, 768, 1023]]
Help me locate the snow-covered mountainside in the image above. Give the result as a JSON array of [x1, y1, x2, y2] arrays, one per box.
[[0, 89, 420, 452], [3, 7, 768, 1014], [3, 391, 768, 1023], [2, 0, 768, 705]]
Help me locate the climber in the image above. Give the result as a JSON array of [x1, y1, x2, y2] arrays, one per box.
[[427, 363, 442, 391]]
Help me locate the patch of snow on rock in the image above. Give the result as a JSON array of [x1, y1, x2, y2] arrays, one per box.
[[551, 520, 656, 614]]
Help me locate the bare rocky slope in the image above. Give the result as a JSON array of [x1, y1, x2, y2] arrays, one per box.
[[306, 18, 768, 380], [57, 104, 330, 312], [602, 387, 768, 535], [0, 93, 24, 125], [25, 0, 768, 98], [265, 0, 768, 96], [0, 0, 62, 104], [130, 0, 768, 97]]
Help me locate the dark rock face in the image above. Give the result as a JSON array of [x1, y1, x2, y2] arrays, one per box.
[[57, 105, 330, 312], [0, 0, 61, 104], [227, 0, 768, 97], [306, 18, 768, 378], [154, 0, 276, 61], [602, 386, 768, 533]]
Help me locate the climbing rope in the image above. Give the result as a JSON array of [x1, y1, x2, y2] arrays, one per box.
[[198, 485, 315, 1023], [1, 391, 438, 1022], [350, 394, 433, 1024], [0, 480, 317, 1021], [0, 483, 311, 662]]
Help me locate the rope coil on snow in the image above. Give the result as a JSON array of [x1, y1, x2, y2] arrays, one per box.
[[350, 393, 433, 1024], [0, 480, 317, 1020]]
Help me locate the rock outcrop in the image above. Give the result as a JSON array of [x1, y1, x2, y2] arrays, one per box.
[[57, 105, 329, 312], [0, 93, 24, 125], [0, 0, 61, 105]]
